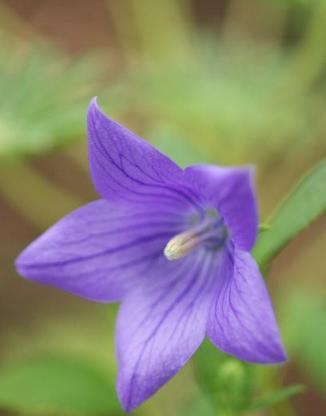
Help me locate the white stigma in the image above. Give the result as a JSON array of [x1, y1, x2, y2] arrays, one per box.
[[164, 230, 200, 261]]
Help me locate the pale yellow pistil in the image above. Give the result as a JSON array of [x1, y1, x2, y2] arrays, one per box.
[[164, 229, 203, 261]]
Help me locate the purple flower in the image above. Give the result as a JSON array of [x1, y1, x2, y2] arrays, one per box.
[[16, 99, 286, 412]]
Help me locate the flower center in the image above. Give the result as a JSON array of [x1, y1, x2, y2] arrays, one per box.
[[164, 210, 228, 261]]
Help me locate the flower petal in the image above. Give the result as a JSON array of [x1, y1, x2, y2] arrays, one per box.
[[116, 251, 217, 411], [184, 165, 258, 250], [207, 247, 287, 363], [15, 200, 182, 302], [87, 99, 202, 212]]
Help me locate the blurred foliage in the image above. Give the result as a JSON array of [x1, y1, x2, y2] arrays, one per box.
[[253, 160, 326, 266], [0, 355, 120, 415], [194, 340, 255, 413], [0, 3, 104, 228], [105, 0, 326, 169], [0, 26, 105, 156], [109, 43, 290, 165], [267, 0, 317, 7], [248, 384, 305, 411], [0, 160, 83, 229], [280, 286, 326, 393], [194, 339, 304, 414]]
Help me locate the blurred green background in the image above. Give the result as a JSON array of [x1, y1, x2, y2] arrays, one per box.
[[0, 0, 325, 415]]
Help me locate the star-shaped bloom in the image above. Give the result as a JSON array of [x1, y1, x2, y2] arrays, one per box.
[[16, 99, 287, 412]]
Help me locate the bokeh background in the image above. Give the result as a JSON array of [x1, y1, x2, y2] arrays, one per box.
[[0, 1, 325, 415]]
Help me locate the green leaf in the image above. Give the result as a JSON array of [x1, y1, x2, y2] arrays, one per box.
[[249, 384, 305, 411], [254, 160, 326, 265], [280, 287, 326, 392], [0, 356, 120, 415]]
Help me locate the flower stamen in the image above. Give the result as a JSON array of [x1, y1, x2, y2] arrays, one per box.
[[164, 212, 227, 261]]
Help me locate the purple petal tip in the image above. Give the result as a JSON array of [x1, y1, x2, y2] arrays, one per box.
[[87, 96, 100, 118]]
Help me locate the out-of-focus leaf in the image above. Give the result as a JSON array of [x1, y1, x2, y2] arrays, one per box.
[[150, 124, 209, 167], [109, 44, 281, 161], [254, 160, 326, 265], [193, 340, 255, 413], [181, 396, 214, 416], [194, 341, 304, 413], [0, 356, 120, 414], [0, 160, 83, 229], [248, 384, 305, 411], [264, 0, 314, 7], [105, 37, 324, 167], [280, 287, 326, 392], [106, 0, 326, 182], [0, 31, 104, 157]]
